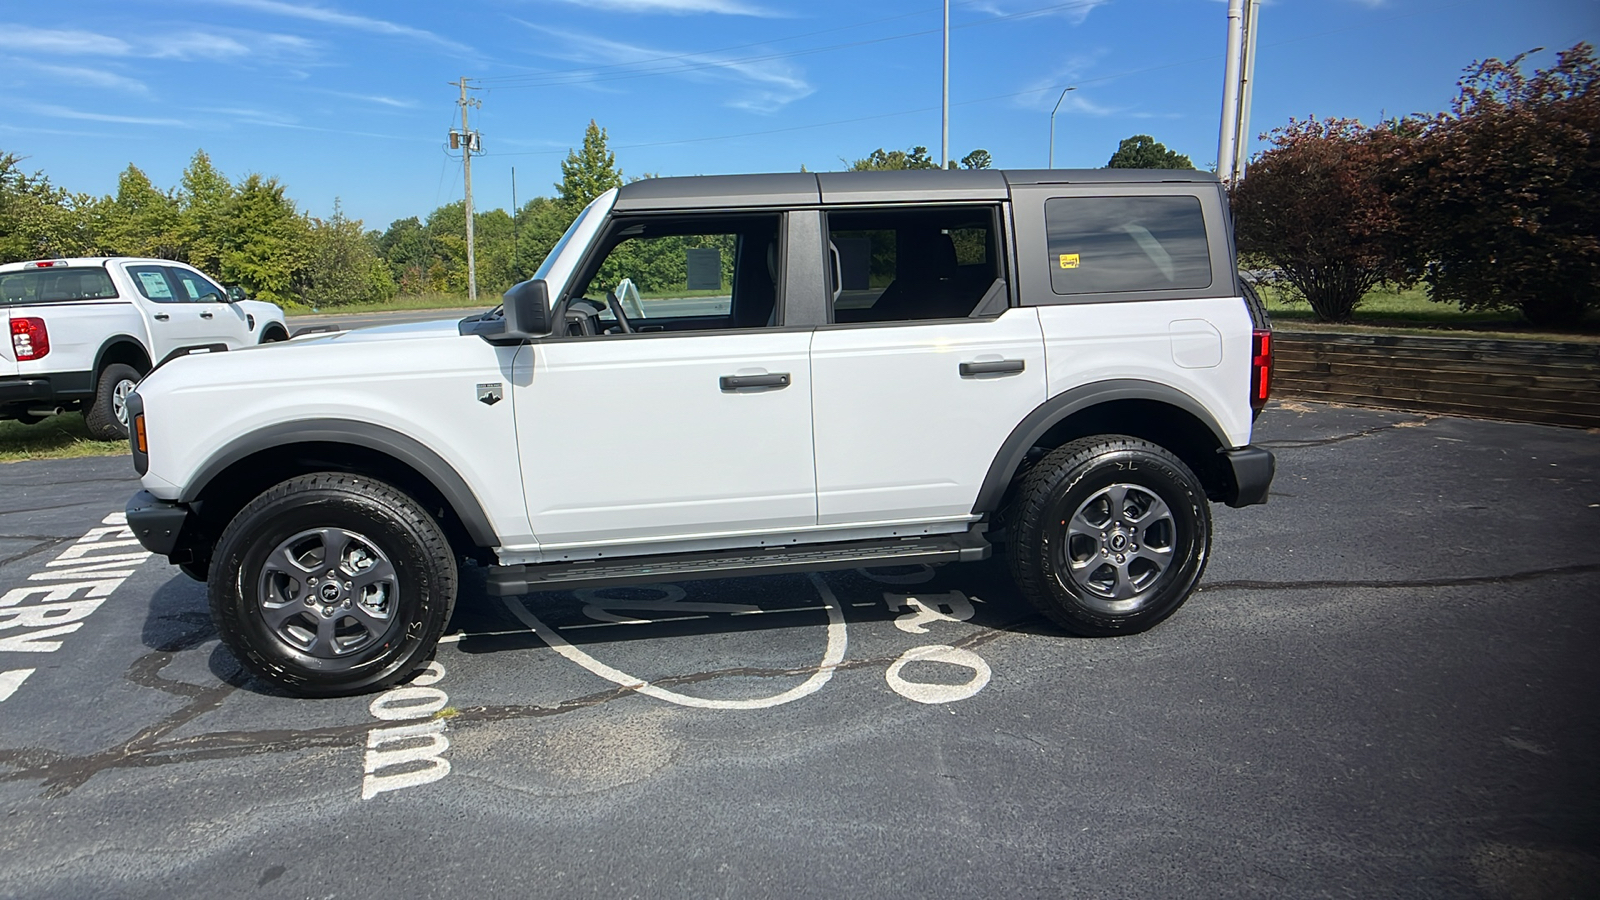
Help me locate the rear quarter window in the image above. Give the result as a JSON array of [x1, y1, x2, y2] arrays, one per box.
[[0, 268, 119, 305], [1045, 196, 1212, 295]]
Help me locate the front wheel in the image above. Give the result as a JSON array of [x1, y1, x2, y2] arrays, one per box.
[[1004, 436, 1211, 637], [208, 473, 457, 697]]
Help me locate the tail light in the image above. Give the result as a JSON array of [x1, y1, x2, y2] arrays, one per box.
[[11, 317, 49, 360], [1250, 329, 1272, 410]]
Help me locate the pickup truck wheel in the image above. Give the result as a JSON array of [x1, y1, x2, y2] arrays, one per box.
[[208, 473, 457, 697], [1004, 436, 1210, 637], [83, 363, 141, 441]]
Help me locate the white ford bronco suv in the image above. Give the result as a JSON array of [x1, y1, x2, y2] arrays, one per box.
[[125, 169, 1275, 697], [1, 257, 288, 440]]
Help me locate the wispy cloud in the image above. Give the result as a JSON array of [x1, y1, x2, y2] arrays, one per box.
[[21, 102, 191, 127], [204, 0, 472, 53], [4, 24, 315, 62], [970, 0, 1113, 26], [516, 21, 813, 112], [17, 63, 150, 94], [533, 0, 784, 16], [317, 90, 420, 109], [1013, 52, 1114, 112]]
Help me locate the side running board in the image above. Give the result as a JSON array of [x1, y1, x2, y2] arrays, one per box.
[[487, 529, 990, 596]]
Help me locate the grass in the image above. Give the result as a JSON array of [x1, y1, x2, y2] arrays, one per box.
[[1259, 282, 1600, 343], [0, 414, 128, 463]]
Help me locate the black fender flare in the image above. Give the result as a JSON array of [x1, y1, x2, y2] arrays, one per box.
[[178, 419, 498, 549], [971, 379, 1231, 514], [92, 335, 154, 387]]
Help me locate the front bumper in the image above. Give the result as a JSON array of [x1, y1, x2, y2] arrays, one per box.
[[1220, 445, 1275, 508], [127, 490, 193, 557]]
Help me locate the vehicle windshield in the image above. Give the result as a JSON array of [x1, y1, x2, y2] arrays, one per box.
[[1, 267, 118, 305]]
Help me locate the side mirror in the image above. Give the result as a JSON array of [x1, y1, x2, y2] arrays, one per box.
[[226, 286, 247, 303], [503, 278, 552, 338]]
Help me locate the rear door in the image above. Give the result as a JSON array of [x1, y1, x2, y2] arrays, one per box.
[[808, 203, 1048, 526]]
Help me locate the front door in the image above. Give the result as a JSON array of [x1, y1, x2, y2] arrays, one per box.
[[513, 211, 818, 551]]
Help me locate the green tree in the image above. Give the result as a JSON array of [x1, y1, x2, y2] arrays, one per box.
[[850, 146, 940, 170], [218, 174, 310, 306], [557, 120, 624, 210], [0, 152, 101, 261], [377, 216, 433, 292], [99, 165, 182, 258], [1105, 135, 1196, 170], [175, 150, 236, 279], [1393, 43, 1600, 327], [960, 149, 993, 170], [297, 199, 395, 307]]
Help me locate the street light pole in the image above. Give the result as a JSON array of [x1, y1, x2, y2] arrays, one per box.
[[941, 0, 949, 169], [1049, 86, 1077, 168]]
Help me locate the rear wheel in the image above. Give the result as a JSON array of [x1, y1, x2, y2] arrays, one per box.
[[1004, 436, 1211, 636], [208, 472, 457, 697], [84, 363, 141, 441]]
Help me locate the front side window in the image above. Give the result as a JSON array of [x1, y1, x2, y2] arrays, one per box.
[[570, 214, 781, 333], [826, 206, 1003, 323], [128, 265, 180, 303], [1045, 196, 1212, 295], [168, 267, 225, 303]]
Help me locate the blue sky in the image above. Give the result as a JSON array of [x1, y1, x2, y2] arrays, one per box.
[[3, 0, 1595, 230]]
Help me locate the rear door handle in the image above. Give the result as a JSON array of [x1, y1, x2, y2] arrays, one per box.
[[153, 313, 170, 321], [199, 311, 214, 319], [720, 373, 791, 391], [959, 359, 1025, 377]]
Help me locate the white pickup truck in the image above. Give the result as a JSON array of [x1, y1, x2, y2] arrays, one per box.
[[126, 169, 1276, 697], [0, 257, 288, 439]]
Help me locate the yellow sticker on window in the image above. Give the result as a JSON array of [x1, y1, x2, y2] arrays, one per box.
[[1059, 253, 1081, 269]]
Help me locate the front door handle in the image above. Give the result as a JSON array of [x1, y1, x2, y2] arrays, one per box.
[[720, 373, 791, 391], [959, 359, 1025, 377], [153, 313, 170, 321], [199, 311, 214, 319]]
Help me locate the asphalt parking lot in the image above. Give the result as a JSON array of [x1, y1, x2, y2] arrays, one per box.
[[1, 400, 1597, 900]]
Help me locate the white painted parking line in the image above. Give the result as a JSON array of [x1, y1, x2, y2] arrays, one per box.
[[561, 614, 710, 630], [0, 512, 150, 702], [503, 575, 848, 710], [0, 668, 34, 702]]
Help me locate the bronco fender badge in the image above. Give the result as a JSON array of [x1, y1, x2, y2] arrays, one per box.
[[477, 382, 503, 405]]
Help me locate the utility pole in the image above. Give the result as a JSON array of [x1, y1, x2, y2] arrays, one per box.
[[941, 0, 949, 169], [449, 77, 482, 302], [1217, 0, 1259, 184]]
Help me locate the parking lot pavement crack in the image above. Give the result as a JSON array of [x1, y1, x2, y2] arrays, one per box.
[[1202, 562, 1600, 593], [0, 537, 74, 568], [1258, 419, 1432, 450], [0, 621, 1028, 798]]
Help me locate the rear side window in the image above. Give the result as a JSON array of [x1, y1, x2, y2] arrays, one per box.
[[0, 268, 119, 305], [127, 266, 180, 302], [1045, 196, 1211, 295]]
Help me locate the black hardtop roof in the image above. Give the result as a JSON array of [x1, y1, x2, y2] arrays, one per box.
[[611, 168, 1219, 211]]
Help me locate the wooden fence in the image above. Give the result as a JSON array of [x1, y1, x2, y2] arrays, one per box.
[[1272, 331, 1600, 429]]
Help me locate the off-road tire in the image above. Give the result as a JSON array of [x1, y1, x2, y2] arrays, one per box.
[[208, 472, 457, 697], [1004, 435, 1210, 637], [84, 363, 141, 441]]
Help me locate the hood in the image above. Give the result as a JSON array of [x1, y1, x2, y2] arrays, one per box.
[[322, 317, 467, 343]]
